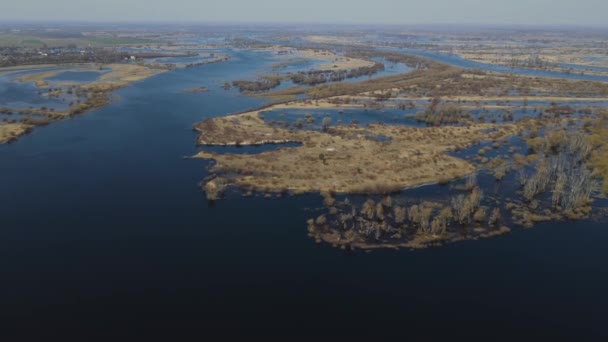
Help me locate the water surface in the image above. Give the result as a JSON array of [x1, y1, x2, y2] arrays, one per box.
[[1, 47, 607, 339]]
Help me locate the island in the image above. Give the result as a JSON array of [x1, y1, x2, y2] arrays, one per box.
[[193, 49, 608, 250]]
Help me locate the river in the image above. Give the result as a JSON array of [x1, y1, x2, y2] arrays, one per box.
[[1, 47, 607, 339]]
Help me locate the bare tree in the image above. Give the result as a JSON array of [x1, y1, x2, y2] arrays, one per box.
[[394, 206, 406, 225]]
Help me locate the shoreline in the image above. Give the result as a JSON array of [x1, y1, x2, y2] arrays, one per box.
[[193, 99, 521, 195], [0, 63, 166, 144]]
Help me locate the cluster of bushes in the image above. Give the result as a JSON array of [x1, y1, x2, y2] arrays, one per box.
[[518, 130, 598, 219], [185, 55, 228, 68], [345, 50, 434, 69], [232, 75, 282, 92], [20, 117, 52, 126], [587, 113, 608, 193], [230, 60, 385, 92], [508, 55, 556, 70], [414, 101, 472, 126], [288, 62, 385, 86], [309, 177, 505, 247]]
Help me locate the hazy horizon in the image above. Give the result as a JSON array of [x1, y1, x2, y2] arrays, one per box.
[[2, 0, 607, 26]]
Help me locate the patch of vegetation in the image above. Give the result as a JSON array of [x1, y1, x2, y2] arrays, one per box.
[[232, 75, 283, 92], [587, 111, 608, 193], [307, 178, 510, 250], [194, 102, 520, 195], [414, 99, 472, 125]]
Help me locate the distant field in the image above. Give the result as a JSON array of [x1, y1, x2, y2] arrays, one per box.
[[0, 34, 45, 47], [83, 36, 160, 45], [0, 33, 159, 47]]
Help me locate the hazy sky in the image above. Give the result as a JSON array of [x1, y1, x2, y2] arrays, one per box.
[[3, 0, 607, 26]]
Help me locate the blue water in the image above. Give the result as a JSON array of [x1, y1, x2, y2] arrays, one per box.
[[558, 62, 608, 73], [153, 55, 216, 65], [1, 47, 608, 339], [201, 142, 302, 154], [249, 53, 413, 90], [396, 48, 608, 82], [0, 73, 68, 110], [262, 107, 423, 129]]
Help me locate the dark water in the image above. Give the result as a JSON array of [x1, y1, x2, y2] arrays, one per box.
[[1, 49, 608, 339], [201, 142, 302, 155]]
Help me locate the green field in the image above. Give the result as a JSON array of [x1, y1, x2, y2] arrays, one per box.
[[0, 33, 159, 48], [0, 34, 45, 47]]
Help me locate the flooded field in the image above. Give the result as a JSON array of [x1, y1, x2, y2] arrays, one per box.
[[2, 27, 608, 339]]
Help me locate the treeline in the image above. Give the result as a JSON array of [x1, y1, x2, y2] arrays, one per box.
[[264, 56, 456, 99], [267, 55, 608, 101], [184, 55, 229, 68], [508, 55, 557, 70], [0, 46, 196, 67], [344, 50, 435, 69], [229, 38, 273, 49], [232, 75, 282, 92], [288, 62, 385, 86], [0, 47, 127, 67], [231, 62, 385, 92]]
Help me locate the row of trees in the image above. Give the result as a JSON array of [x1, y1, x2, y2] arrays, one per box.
[[232, 76, 282, 92], [288, 62, 385, 86], [414, 101, 472, 126]]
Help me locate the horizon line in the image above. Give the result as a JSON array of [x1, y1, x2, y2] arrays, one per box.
[[1, 19, 608, 30]]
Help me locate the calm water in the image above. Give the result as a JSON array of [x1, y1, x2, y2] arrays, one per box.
[[1, 48, 608, 339], [0, 72, 67, 110], [396, 48, 608, 82], [262, 107, 423, 128]]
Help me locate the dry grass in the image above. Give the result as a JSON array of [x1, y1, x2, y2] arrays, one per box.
[[193, 103, 521, 194], [98, 63, 161, 84], [588, 113, 608, 193], [0, 123, 32, 143], [297, 49, 375, 71], [11, 63, 162, 90], [263, 53, 608, 100], [13, 69, 63, 88]]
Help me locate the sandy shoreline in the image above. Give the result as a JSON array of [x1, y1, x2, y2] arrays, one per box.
[[0, 123, 32, 144]]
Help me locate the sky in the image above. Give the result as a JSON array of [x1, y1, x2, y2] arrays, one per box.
[[2, 0, 607, 26]]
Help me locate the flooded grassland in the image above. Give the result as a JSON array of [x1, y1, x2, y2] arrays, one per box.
[[194, 51, 608, 250]]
